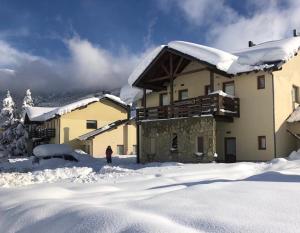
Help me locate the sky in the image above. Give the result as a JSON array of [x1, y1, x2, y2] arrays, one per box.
[[0, 0, 300, 95]]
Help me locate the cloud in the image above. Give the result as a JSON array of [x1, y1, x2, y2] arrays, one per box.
[[159, 0, 300, 51], [0, 37, 144, 94]]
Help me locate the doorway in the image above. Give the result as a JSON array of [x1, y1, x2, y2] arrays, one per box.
[[225, 137, 236, 162]]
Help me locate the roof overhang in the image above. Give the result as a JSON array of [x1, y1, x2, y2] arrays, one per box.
[[132, 47, 233, 91]]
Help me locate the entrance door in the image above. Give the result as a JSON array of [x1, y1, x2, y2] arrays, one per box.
[[225, 137, 236, 162]]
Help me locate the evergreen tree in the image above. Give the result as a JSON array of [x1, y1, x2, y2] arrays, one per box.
[[22, 89, 34, 120], [1, 90, 17, 128]]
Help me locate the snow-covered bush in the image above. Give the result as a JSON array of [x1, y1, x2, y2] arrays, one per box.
[[0, 123, 28, 157]]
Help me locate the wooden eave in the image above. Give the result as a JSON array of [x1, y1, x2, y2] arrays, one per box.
[[132, 47, 233, 91]]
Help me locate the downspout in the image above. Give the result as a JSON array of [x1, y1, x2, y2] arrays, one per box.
[[271, 72, 277, 158]]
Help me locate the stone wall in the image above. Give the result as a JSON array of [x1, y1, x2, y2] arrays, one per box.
[[140, 116, 216, 163]]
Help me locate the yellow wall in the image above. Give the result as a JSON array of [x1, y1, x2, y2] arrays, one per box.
[[90, 122, 136, 158], [40, 99, 136, 157], [60, 100, 127, 144], [215, 71, 275, 161], [140, 61, 276, 161], [273, 54, 300, 157]]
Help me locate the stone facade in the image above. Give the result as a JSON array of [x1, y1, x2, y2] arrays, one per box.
[[139, 116, 216, 163]]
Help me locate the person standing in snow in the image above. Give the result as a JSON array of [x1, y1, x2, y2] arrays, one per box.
[[106, 146, 113, 164]]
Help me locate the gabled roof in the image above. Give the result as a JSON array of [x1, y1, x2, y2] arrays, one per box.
[[120, 36, 300, 104], [129, 37, 300, 87], [78, 119, 129, 141], [25, 94, 128, 122]]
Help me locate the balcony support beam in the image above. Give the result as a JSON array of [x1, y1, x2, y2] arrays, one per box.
[[210, 70, 214, 92], [170, 54, 174, 118]]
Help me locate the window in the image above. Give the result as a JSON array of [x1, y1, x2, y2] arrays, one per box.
[[117, 145, 124, 155], [159, 93, 169, 106], [132, 145, 137, 154], [292, 85, 299, 103], [150, 138, 156, 154], [223, 81, 235, 96], [171, 133, 178, 150], [205, 85, 211, 95], [197, 137, 204, 153], [178, 89, 188, 100], [258, 136, 266, 150], [86, 120, 97, 129], [257, 75, 265, 89]]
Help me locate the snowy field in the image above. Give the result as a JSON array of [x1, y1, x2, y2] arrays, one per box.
[[1, 152, 300, 233]]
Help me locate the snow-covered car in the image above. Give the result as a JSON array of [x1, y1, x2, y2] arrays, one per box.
[[32, 144, 78, 163]]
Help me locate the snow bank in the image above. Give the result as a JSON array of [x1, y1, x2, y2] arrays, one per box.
[[2, 155, 300, 232], [288, 149, 300, 160], [33, 144, 73, 157]]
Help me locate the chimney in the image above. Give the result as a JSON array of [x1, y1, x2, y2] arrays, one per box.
[[248, 41, 255, 47], [293, 29, 298, 37]]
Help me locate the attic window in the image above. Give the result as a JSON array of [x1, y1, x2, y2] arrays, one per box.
[[86, 120, 97, 129], [257, 75, 265, 89]]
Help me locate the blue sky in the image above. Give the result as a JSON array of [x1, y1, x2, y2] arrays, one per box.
[[0, 0, 299, 94]]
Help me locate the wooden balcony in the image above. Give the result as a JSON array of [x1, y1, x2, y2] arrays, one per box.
[[29, 128, 56, 139], [136, 93, 240, 121]]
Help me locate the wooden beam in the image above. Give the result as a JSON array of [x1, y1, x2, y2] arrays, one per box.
[[142, 88, 146, 108], [170, 54, 174, 117], [173, 57, 183, 75], [161, 64, 170, 76], [147, 67, 208, 83], [210, 70, 214, 92]]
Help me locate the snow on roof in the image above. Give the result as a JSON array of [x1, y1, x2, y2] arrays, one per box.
[[128, 45, 166, 86], [168, 41, 238, 73], [78, 119, 128, 141], [121, 37, 300, 104], [208, 90, 235, 99], [25, 106, 57, 122], [102, 94, 128, 106], [26, 94, 127, 122], [233, 37, 300, 66], [287, 106, 300, 123]]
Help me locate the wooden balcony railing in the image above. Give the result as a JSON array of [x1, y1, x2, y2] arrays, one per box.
[[29, 128, 56, 139], [136, 93, 240, 121]]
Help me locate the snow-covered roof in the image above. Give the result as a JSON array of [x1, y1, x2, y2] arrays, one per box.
[[78, 119, 129, 141], [122, 37, 300, 104], [25, 94, 128, 122], [287, 106, 300, 123]]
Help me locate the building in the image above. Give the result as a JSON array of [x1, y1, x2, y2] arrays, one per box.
[[125, 34, 300, 163], [24, 94, 136, 157]]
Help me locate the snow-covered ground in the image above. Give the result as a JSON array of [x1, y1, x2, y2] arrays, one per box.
[[1, 152, 300, 232]]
